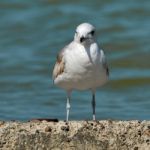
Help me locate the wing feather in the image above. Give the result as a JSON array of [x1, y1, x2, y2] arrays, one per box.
[[100, 50, 109, 76], [52, 48, 65, 80]]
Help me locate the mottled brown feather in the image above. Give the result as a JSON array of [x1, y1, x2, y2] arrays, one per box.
[[52, 49, 65, 80]]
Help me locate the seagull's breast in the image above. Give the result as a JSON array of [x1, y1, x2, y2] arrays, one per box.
[[66, 45, 92, 73], [55, 42, 108, 90], [65, 42, 102, 74]]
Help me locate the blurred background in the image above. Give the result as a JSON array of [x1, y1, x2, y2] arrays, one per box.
[[0, 0, 150, 121]]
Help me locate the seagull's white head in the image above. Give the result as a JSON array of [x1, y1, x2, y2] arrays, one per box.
[[74, 23, 96, 44]]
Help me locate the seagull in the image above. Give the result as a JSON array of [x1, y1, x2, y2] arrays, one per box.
[[52, 23, 109, 121]]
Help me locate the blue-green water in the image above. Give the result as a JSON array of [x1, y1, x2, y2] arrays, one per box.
[[0, 0, 150, 121]]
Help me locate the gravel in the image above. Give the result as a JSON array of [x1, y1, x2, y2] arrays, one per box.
[[0, 120, 150, 150]]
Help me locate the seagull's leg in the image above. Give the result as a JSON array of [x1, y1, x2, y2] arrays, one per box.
[[92, 90, 96, 120], [66, 91, 71, 122]]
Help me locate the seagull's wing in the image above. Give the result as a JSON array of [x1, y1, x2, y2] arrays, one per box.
[[52, 48, 66, 80], [100, 49, 109, 76]]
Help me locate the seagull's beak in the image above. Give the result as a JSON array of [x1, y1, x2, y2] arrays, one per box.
[[80, 36, 86, 43]]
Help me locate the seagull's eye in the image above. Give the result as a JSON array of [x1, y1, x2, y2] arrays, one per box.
[[90, 30, 95, 36]]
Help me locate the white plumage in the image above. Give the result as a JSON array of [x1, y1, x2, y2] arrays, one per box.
[[53, 23, 109, 121]]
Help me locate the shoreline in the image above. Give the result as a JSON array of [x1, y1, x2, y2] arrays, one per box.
[[0, 120, 150, 149]]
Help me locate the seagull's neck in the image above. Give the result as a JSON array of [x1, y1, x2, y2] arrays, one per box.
[[74, 40, 95, 48], [83, 40, 95, 49]]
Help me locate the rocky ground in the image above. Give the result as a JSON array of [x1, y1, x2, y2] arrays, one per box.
[[0, 120, 150, 150]]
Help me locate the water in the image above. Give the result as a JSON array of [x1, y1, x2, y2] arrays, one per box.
[[0, 0, 150, 121]]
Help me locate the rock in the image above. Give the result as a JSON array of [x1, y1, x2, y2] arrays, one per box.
[[0, 120, 149, 150], [45, 126, 52, 132]]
